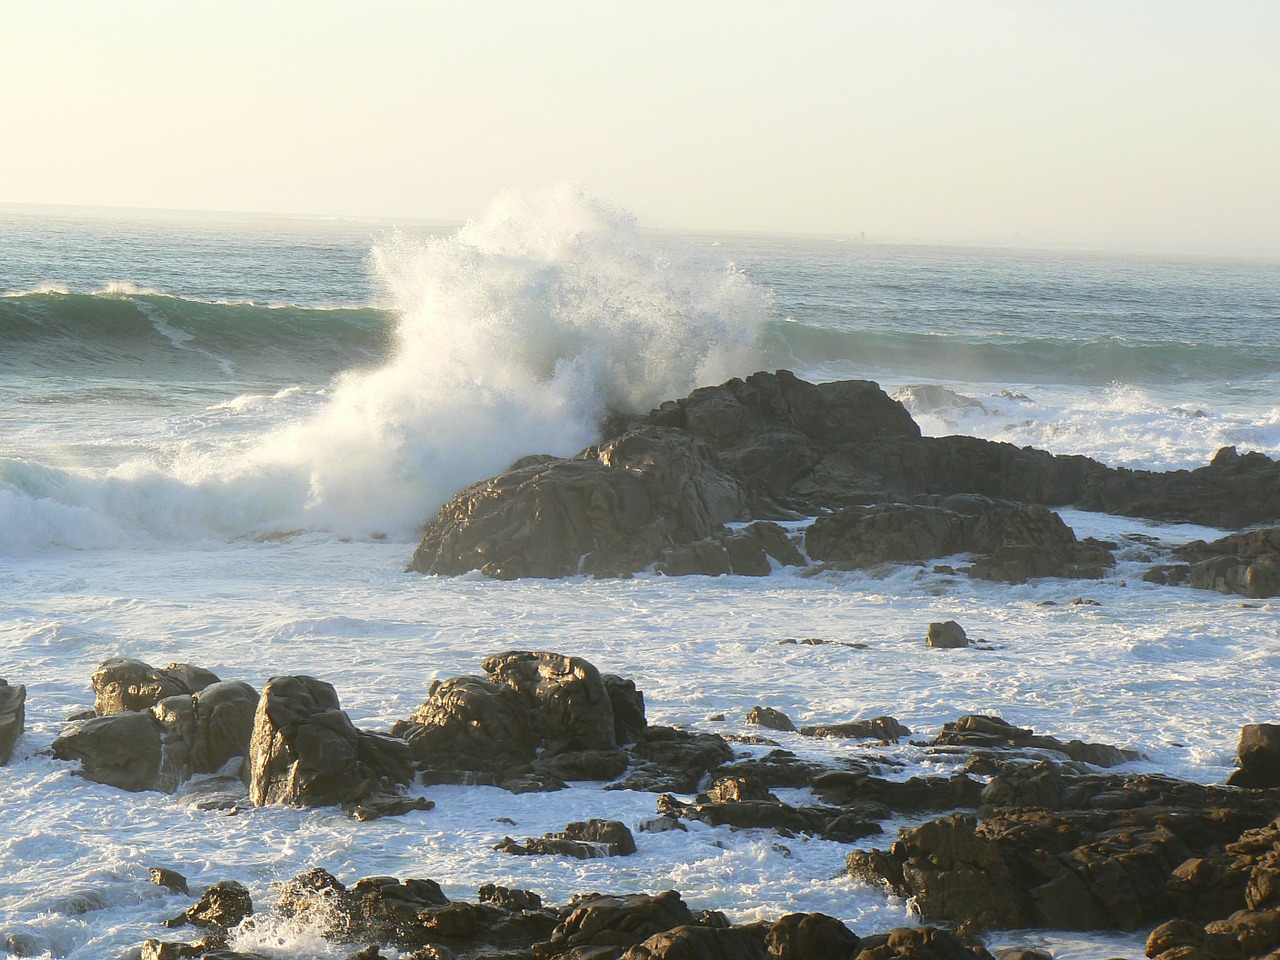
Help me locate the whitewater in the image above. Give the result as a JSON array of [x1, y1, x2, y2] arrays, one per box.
[[2, 189, 1279, 959]]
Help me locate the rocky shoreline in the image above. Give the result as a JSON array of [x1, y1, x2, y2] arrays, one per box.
[[410, 371, 1280, 596], [5, 372, 1280, 959]]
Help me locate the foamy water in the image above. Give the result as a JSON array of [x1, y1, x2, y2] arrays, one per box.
[[2, 190, 1279, 958]]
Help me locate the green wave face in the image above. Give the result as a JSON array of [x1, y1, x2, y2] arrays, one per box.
[[0, 290, 396, 379]]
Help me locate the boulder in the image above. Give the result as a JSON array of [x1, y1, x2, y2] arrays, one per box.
[[1229, 724, 1280, 788], [620, 924, 769, 959], [746, 706, 796, 733], [92, 658, 218, 715], [799, 716, 909, 741], [483, 651, 617, 755], [411, 427, 746, 579], [496, 819, 637, 859], [764, 913, 861, 959], [393, 675, 536, 776], [164, 880, 253, 931], [152, 681, 258, 792], [0, 679, 25, 765], [927, 621, 969, 649], [532, 890, 697, 958], [52, 711, 162, 791], [247, 676, 412, 808], [1170, 528, 1280, 598]]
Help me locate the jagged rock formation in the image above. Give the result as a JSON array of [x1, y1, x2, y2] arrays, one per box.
[[410, 371, 1280, 582], [51, 659, 256, 793], [247, 675, 415, 810], [1145, 526, 1280, 598]]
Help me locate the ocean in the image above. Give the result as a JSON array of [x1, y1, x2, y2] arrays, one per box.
[[2, 187, 1279, 959]]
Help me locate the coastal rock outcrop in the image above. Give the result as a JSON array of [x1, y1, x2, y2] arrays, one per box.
[[1144, 527, 1280, 598], [847, 772, 1280, 933], [52, 665, 258, 793], [248, 675, 414, 809], [495, 818, 638, 858], [0, 679, 25, 765], [393, 651, 646, 791], [409, 372, 1280, 581]]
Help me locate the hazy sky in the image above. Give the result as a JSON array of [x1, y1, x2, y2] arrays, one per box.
[[3, 1, 1278, 256]]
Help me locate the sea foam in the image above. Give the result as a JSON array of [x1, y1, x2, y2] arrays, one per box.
[[0, 187, 771, 550]]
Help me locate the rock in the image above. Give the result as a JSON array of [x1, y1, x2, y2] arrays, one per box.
[[92, 658, 218, 716], [723, 531, 772, 576], [931, 714, 1141, 768], [1170, 526, 1280, 598], [744, 521, 805, 567], [393, 675, 537, 776], [847, 776, 1280, 932], [411, 426, 747, 579], [52, 711, 162, 791], [483, 651, 617, 755], [619, 924, 769, 959], [799, 717, 909, 741], [477, 884, 543, 911], [533, 890, 697, 958], [658, 791, 881, 844], [247, 676, 412, 808], [152, 680, 258, 793], [765, 912, 860, 959], [745, 706, 796, 733], [853, 927, 996, 960], [496, 818, 637, 859], [149, 867, 190, 896], [1229, 724, 1280, 788], [603, 674, 648, 744], [164, 880, 253, 931], [611, 726, 735, 793], [927, 621, 969, 649], [0, 679, 25, 765]]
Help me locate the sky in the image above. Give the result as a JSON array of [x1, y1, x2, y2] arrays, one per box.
[[2, 1, 1278, 257]]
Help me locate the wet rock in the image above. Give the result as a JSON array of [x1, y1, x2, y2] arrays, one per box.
[[611, 726, 735, 793], [0, 679, 25, 765], [497, 818, 637, 858], [658, 791, 881, 844], [853, 927, 996, 960], [152, 680, 258, 792], [931, 714, 1141, 768], [810, 770, 984, 813], [483, 651, 617, 755], [604, 674, 648, 744], [926, 621, 969, 649], [745, 706, 796, 733], [52, 710, 162, 791], [164, 880, 253, 931], [149, 867, 190, 896], [764, 912, 861, 959], [847, 777, 1280, 932], [1228, 724, 1280, 789], [478, 884, 543, 912], [247, 676, 412, 808], [92, 658, 218, 716], [533, 890, 697, 958], [620, 924, 769, 959], [800, 717, 909, 741], [411, 426, 747, 579], [394, 675, 537, 776], [1170, 526, 1280, 598]]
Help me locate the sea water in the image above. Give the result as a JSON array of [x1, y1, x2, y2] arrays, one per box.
[[1, 187, 1279, 958]]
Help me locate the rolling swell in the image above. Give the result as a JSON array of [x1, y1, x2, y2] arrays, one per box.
[[0, 290, 394, 377], [772, 320, 1276, 387]]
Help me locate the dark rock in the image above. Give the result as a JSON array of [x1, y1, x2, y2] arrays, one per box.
[[1228, 724, 1280, 788], [52, 711, 162, 791], [1171, 527, 1280, 598], [497, 818, 637, 858], [150, 867, 190, 896], [411, 427, 746, 579], [745, 706, 796, 733], [612, 726, 735, 793], [744, 522, 805, 567], [811, 770, 984, 813], [847, 777, 1280, 933], [853, 927, 996, 960], [927, 621, 969, 649], [703, 776, 776, 804], [92, 658, 218, 716], [800, 717, 909, 741], [478, 884, 543, 911], [619, 924, 769, 959], [394, 675, 537, 774], [603, 674, 648, 744], [0, 679, 25, 765], [164, 880, 253, 931], [483, 651, 617, 755], [248, 676, 412, 808], [152, 680, 258, 792], [765, 913, 860, 959], [658, 792, 881, 844], [532, 890, 697, 958], [724, 532, 772, 576], [932, 714, 1141, 768]]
